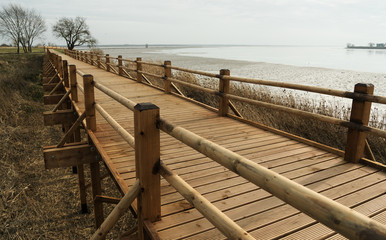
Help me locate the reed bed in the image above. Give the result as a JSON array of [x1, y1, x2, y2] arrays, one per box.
[[140, 64, 385, 163]]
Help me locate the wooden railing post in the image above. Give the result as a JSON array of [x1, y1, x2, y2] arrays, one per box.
[[105, 54, 110, 72], [134, 103, 161, 239], [83, 74, 103, 227], [97, 55, 101, 68], [63, 60, 69, 88], [118, 55, 123, 76], [83, 74, 96, 131], [164, 60, 172, 93], [57, 56, 63, 78], [136, 57, 142, 83], [218, 69, 230, 116], [69, 65, 78, 102], [344, 83, 374, 163]]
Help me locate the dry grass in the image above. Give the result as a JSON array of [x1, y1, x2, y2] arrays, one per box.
[[0, 53, 135, 239]]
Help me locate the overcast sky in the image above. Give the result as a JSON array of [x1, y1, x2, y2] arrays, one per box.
[[4, 0, 386, 46]]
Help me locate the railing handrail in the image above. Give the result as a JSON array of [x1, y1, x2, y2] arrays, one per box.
[[157, 117, 386, 239]]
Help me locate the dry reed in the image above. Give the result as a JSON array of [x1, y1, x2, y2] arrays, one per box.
[[0, 53, 134, 239]]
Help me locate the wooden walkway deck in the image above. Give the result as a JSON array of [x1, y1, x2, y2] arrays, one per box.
[[57, 52, 386, 239]]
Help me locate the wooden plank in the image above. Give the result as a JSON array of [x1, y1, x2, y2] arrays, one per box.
[[43, 144, 99, 169], [43, 110, 76, 126]]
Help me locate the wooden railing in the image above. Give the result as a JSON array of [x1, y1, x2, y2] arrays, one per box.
[[44, 49, 386, 239], [64, 48, 386, 164]]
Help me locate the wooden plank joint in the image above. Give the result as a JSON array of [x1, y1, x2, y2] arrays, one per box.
[[43, 143, 100, 169]]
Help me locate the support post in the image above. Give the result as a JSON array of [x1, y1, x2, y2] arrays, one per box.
[[136, 57, 142, 83], [105, 54, 110, 72], [134, 103, 161, 239], [69, 65, 78, 102], [63, 60, 69, 88], [164, 60, 172, 93], [118, 55, 123, 76], [344, 83, 374, 163], [90, 158, 103, 228], [218, 69, 230, 116], [83, 74, 96, 131], [57, 56, 63, 79], [97, 55, 101, 68]]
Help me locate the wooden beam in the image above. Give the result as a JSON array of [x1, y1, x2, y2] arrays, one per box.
[[43, 109, 76, 126], [91, 180, 140, 240], [43, 83, 63, 92], [164, 60, 172, 93], [43, 143, 99, 169], [44, 94, 65, 105], [134, 103, 161, 239], [345, 83, 374, 163], [218, 69, 230, 116], [95, 195, 121, 205]]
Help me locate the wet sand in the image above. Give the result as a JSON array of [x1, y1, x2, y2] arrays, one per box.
[[101, 46, 386, 97]]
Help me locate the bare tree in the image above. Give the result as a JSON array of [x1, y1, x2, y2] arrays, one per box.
[[22, 9, 46, 52], [52, 17, 96, 50], [0, 4, 46, 53], [0, 4, 25, 53]]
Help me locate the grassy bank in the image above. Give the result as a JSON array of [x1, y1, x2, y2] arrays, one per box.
[[0, 51, 133, 239]]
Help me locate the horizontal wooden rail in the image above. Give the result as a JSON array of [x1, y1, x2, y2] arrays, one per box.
[[159, 161, 255, 240], [222, 75, 386, 104], [76, 69, 86, 77], [137, 70, 163, 79], [121, 58, 136, 63], [137, 61, 163, 68], [171, 65, 219, 78], [95, 104, 135, 148], [224, 92, 386, 138], [91, 180, 140, 240], [157, 118, 386, 239], [93, 81, 136, 111]]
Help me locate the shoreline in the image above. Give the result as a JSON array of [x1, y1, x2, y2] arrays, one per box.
[[100, 46, 386, 97]]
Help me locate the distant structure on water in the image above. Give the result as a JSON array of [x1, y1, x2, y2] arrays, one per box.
[[347, 42, 386, 49]]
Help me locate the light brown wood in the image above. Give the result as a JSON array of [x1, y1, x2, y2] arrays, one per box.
[[158, 118, 386, 239], [43, 143, 98, 168], [218, 69, 230, 116], [106, 54, 110, 72], [52, 50, 386, 240], [345, 83, 374, 163], [164, 61, 171, 93], [134, 103, 161, 240], [91, 180, 140, 240], [63, 60, 69, 88], [118, 55, 123, 76], [136, 57, 142, 83], [83, 74, 97, 131], [69, 65, 78, 102], [159, 162, 255, 240]]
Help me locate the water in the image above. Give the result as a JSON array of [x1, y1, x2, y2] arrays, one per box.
[[159, 45, 386, 74], [94, 45, 386, 122]]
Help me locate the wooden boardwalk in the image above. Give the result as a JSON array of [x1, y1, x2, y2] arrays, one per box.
[[54, 51, 385, 239]]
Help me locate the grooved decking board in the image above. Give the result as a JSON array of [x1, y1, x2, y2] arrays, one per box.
[[57, 51, 386, 240]]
